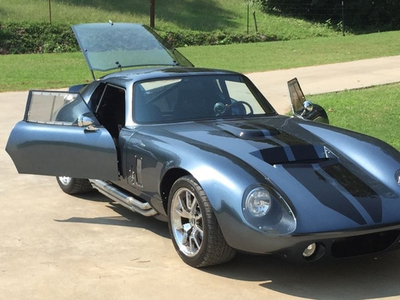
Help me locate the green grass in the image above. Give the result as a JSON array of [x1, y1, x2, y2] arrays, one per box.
[[1, 0, 342, 40], [311, 83, 400, 151], [0, 52, 87, 91], [2, 30, 400, 92], [182, 31, 400, 72]]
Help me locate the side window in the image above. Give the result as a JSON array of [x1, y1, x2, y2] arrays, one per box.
[[25, 90, 95, 125], [96, 85, 126, 138]]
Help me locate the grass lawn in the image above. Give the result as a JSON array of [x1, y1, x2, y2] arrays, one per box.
[[2, 30, 400, 92], [312, 83, 400, 151], [182, 31, 400, 72], [1, 0, 342, 39]]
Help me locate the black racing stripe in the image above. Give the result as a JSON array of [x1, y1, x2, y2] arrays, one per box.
[[284, 165, 367, 225], [323, 163, 382, 223], [246, 122, 308, 146], [257, 147, 288, 165], [246, 123, 324, 163], [291, 144, 320, 161], [253, 144, 326, 165]]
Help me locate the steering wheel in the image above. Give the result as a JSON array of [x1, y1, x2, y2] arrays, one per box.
[[214, 101, 254, 116]]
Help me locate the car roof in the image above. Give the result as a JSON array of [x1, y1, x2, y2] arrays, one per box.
[[100, 67, 243, 87]]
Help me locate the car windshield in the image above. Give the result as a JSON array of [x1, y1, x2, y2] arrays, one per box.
[[133, 74, 274, 123], [72, 23, 193, 73]]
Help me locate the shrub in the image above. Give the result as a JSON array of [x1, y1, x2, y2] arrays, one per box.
[[159, 30, 278, 47], [0, 23, 80, 54], [0, 22, 280, 55]]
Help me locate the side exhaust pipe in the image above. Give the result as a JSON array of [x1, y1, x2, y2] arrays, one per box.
[[90, 179, 158, 217]]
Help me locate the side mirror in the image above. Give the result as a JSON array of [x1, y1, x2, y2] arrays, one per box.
[[299, 100, 329, 124], [78, 115, 98, 131], [287, 78, 329, 124]]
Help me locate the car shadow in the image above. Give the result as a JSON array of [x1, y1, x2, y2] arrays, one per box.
[[56, 191, 400, 299], [204, 251, 400, 299], [55, 191, 170, 238], [68, 190, 110, 202]]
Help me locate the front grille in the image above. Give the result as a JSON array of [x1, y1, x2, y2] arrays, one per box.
[[331, 230, 400, 258]]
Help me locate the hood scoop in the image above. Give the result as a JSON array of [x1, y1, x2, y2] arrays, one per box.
[[252, 144, 330, 165], [218, 123, 280, 139], [218, 121, 337, 165]]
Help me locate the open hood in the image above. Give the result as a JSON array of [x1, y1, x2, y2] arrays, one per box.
[[72, 22, 193, 79]]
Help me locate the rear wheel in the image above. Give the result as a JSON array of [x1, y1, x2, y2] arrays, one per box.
[[168, 175, 235, 267], [56, 176, 92, 194]]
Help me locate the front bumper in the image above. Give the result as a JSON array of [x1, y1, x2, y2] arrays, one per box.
[[280, 228, 400, 262], [222, 217, 400, 262]]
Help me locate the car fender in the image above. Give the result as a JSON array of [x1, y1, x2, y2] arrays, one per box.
[[156, 140, 274, 245]]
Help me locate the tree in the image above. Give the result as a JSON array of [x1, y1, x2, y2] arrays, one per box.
[[258, 0, 400, 31]]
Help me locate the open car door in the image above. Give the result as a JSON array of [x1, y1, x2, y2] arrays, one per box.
[[287, 77, 306, 116], [287, 78, 329, 124], [6, 90, 119, 180]]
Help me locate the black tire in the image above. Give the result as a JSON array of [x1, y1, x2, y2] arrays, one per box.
[[56, 176, 93, 194], [168, 175, 236, 267]]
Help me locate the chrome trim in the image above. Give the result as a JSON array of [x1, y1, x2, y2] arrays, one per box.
[[396, 170, 400, 186], [170, 187, 203, 257], [58, 176, 72, 186], [90, 179, 157, 217]]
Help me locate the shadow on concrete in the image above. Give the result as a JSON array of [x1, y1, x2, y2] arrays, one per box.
[[54, 191, 170, 238], [205, 251, 400, 299], [55, 189, 400, 299]]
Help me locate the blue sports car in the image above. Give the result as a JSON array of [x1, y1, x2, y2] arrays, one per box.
[[6, 23, 400, 267]]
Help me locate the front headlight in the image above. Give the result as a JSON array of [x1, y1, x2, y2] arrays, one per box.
[[245, 187, 271, 217], [243, 185, 296, 235]]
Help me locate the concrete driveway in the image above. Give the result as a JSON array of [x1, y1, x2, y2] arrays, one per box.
[[1, 57, 400, 300], [247, 55, 400, 113]]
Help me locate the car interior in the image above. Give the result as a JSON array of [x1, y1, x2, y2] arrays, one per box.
[[93, 84, 126, 140]]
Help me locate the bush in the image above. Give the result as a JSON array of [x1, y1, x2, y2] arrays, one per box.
[[0, 22, 279, 55], [160, 30, 278, 47], [0, 23, 80, 54]]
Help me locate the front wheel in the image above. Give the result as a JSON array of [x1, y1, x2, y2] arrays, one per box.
[[168, 175, 236, 267], [56, 176, 92, 194]]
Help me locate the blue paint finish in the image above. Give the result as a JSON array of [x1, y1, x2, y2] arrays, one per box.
[[6, 121, 118, 180], [6, 64, 400, 258]]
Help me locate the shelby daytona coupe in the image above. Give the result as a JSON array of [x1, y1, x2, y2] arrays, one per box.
[[6, 23, 400, 267]]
